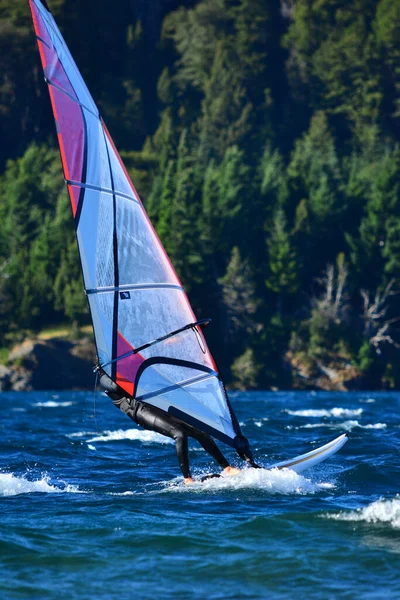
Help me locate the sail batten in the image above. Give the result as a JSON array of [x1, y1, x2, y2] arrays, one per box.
[[36, 35, 51, 49], [136, 372, 218, 403], [86, 283, 185, 295], [29, 0, 244, 448], [44, 77, 100, 119], [66, 181, 139, 204]]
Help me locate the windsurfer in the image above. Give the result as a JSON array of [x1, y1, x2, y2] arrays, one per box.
[[99, 370, 245, 483]]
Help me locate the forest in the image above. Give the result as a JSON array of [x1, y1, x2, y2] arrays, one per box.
[[1, 0, 400, 389]]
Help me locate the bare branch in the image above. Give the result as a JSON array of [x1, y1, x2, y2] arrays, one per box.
[[361, 280, 400, 353], [314, 262, 349, 324]]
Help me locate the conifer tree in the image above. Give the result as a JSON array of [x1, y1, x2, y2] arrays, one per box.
[[219, 246, 259, 346], [266, 208, 298, 314]]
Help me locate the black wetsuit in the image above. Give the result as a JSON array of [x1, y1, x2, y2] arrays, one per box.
[[100, 372, 230, 478]]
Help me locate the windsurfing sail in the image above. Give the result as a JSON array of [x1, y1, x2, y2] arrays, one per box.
[[29, 0, 249, 451]]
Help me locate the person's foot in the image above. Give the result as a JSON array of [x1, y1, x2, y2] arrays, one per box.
[[223, 466, 241, 476], [184, 477, 194, 485]]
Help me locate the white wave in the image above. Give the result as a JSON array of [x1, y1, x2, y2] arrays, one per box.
[[0, 473, 80, 497], [286, 408, 363, 418], [164, 467, 331, 495], [327, 496, 400, 529], [299, 420, 386, 432], [34, 401, 73, 407], [67, 431, 97, 438], [318, 482, 336, 490], [86, 428, 174, 444], [108, 491, 137, 496]]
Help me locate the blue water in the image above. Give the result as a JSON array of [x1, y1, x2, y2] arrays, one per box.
[[0, 391, 399, 599]]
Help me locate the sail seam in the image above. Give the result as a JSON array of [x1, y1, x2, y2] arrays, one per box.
[[101, 121, 119, 380], [45, 77, 99, 119], [65, 180, 140, 205], [73, 108, 88, 227], [36, 35, 50, 49], [38, 3, 68, 49], [101, 319, 211, 368], [37, 4, 98, 117], [86, 284, 184, 295], [136, 372, 218, 402]]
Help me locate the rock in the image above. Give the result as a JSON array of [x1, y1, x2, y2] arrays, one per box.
[[286, 349, 363, 391], [2, 336, 97, 391], [0, 364, 11, 391]]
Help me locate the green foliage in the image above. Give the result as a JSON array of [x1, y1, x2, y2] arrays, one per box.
[[2, 0, 400, 389], [231, 348, 261, 390], [218, 246, 259, 356], [266, 209, 298, 300], [0, 143, 88, 338]]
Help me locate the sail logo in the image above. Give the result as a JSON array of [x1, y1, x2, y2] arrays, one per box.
[[120, 291, 131, 300]]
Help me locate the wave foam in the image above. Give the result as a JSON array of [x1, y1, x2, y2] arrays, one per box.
[[34, 401, 73, 407], [0, 473, 80, 497], [67, 431, 97, 438], [87, 428, 174, 444], [286, 408, 363, 418], [299, 420, 386, 431], [164, 467, 331, 495], [328, 496, 400, 529]]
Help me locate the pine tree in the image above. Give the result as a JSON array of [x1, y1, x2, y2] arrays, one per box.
[[219, 246, 259, 345], [287, 111, 345, 284], [266, 208, 298, 314]]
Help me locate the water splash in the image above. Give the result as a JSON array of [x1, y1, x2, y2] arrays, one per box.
[[86, 428, 174, 444], [163, 467, 333, 495], [327, 496, 400, 529], [0, 473, 80, 497], [286, 408, 363, 418]]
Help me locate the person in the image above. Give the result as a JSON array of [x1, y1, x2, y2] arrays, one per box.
[[98, 370, 254, 484]]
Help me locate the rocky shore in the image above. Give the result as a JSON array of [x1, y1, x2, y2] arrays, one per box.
[[0, 336, 97, 392], [285, 350, 363, 391], [0, 334, 365, 392]]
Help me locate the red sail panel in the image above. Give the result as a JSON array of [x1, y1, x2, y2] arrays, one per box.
[[116, 332, 145, 397], [30, 1, 85, 216]]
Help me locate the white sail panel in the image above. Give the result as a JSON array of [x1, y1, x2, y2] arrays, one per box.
[[104, 134, 139, 200], [82, 109, 113, 191], [88, 294, 113, 374], [115, 197, 178, 286], [117, 288, 213, 365], [137, 367, 236, 441], [75, 188, 113, 290]]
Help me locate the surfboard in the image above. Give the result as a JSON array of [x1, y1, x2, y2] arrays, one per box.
[[267, 433, 348, 474], [200, 434, 348, 480]]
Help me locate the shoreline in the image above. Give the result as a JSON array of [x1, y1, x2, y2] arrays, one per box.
[[0, 335, 394, 392]]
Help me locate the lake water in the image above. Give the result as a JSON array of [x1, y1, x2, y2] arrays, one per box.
[[1, 390, 399, 599]]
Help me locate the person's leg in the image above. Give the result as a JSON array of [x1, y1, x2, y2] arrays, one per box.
[[135, 403, 192, 479], [181, 422, 230, 469]]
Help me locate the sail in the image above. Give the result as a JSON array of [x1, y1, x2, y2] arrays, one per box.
[[29, 0, 244, 448]]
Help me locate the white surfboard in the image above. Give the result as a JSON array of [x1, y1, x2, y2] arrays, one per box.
[[268, 434, 348, 474]]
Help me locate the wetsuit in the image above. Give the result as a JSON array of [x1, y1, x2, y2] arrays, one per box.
[[99, 372, 230, 478]]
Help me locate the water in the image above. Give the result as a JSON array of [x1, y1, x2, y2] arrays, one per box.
[[1, 391, 399, 599]]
